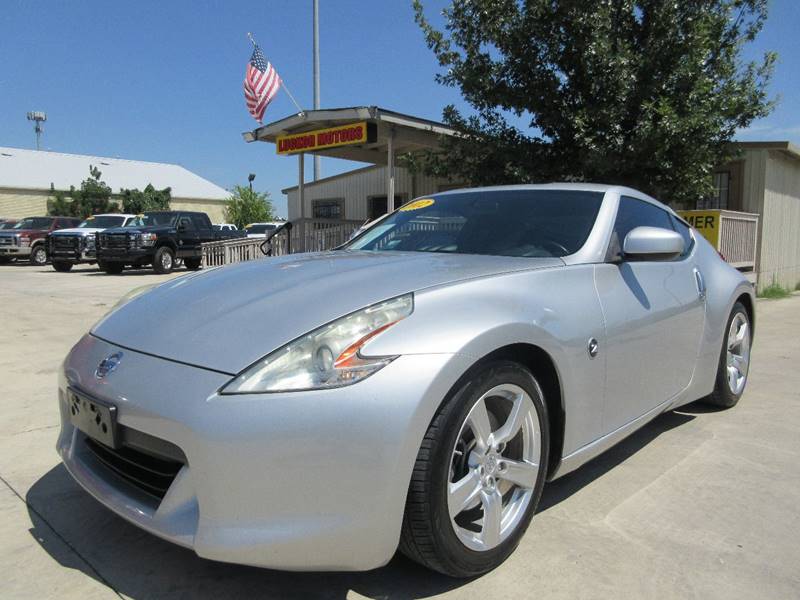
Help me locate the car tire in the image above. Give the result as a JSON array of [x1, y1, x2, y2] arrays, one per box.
[[400, 360, 549, 577], [103, 262, 124, 275], [183, 257, 202, 270], [52, 261, 73, 272], [703, 301, 751, 408], [30, 244, 47, 266], [153, 246, 175, 274], [0, 256, 10, 264]]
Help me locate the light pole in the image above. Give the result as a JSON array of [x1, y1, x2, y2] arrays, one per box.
[[27, 111, 47, 150], [248, 173, 256, 193]]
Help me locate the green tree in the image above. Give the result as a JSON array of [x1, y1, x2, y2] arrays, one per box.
[[413, 0, 776, 205], [48, 165, 114, 217], [120, 184, 172, 214], [223, 185, 274, 229]]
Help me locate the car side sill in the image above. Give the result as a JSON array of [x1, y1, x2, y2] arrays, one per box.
[[549, 396, 673, 480]]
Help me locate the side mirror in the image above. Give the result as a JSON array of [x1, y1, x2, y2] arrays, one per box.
[[623, 226, 684, 260]]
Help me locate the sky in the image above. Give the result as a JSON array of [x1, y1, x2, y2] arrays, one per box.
[[1, 1, 798, 217]]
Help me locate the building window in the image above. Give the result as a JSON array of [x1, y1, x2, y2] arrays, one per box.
[[698, 172, 729, 209], [312, 199, 344, 220]]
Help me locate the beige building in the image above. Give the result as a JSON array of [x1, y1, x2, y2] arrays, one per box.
[[0, 147, 230, 223], [701, 142, 800, 292]]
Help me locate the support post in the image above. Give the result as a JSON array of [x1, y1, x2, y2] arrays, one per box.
[[387, 127, 395, 212], [298, 152, 305, 252]]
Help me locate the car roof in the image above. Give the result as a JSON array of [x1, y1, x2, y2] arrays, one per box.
[[431, 183, 676, 216], [92, 213, 137, 218]]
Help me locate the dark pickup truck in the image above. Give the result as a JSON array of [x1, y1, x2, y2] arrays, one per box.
[[96, 211, 244, 274]]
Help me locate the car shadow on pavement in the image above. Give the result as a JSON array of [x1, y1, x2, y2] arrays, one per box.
[[25, 408, 696, 599]]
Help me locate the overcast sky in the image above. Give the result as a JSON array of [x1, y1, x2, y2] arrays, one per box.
[[1, 1, 797, 216]]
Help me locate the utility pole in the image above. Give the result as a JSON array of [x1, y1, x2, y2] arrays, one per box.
[[312, 0, 321, 181]]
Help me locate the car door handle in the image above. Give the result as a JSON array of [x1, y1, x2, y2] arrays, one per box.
[[694, 268, 706, 301]]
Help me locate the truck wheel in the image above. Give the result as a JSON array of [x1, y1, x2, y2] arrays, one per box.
[[184, 257, 202, 270], [52, 261, 73, 272], [153, 246, 175, 274], [30, 244, 48, 266], [103, 263, 124, 275]]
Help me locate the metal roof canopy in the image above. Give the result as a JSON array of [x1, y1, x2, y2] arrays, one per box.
[[243, 107, 456, 216], [243, 106, 455, 164]]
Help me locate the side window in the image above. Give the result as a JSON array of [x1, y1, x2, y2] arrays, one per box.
[[191, 214, 209, 231], [608, 196, 675, 260], [179, 216, 195, 231], [670, 214, 695, 258]]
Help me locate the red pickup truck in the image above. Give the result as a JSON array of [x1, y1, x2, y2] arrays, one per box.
[[0, 216, 81, 265]]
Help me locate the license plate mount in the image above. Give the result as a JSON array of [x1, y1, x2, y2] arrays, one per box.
[[68, 388, 118, 449]]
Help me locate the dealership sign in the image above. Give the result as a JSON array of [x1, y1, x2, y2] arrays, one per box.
[[678, 210, 720, 247], [276, 122, 377, 155]]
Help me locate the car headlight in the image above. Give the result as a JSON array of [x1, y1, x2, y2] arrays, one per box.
[[140, 232, 158, 247], [221, 293, 414, 394], [18, 235, 30, 247]]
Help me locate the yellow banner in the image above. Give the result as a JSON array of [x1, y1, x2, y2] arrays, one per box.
[[678, 210, 720, 248], [276, 121, 372, 155]]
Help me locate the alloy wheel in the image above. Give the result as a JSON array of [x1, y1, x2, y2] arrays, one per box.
[[448, 383, 540, 551], [726, 312, 750, 395]]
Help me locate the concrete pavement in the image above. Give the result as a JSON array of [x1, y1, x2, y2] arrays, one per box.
[[1, 262, 798, 599]]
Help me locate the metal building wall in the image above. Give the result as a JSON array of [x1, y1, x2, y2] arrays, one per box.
[[0, 188, 50, 218], [760, 151, 800, 291], [286, 165, 451, 221]]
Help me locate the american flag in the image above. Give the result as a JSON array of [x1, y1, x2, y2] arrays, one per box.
[[244, 45, 281, 123]]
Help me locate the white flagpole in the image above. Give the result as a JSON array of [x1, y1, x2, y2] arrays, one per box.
[[247, 32, 305, 116]]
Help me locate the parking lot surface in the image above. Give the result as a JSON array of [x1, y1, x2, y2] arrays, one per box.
[[1, 262, 799, 599]]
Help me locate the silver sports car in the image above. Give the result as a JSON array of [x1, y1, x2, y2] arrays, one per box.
[[57, 184, 754, 577]]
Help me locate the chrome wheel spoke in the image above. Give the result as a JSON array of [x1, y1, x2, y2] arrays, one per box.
[[479, 489, 503, 547], [727, 365, 739, 390], [492, 391, 527, 446], [498, 458, 538, 489], [467, 398, 493, 452], [448, 471, 482, 519]]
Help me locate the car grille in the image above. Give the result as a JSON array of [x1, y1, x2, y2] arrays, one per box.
[[84, 436, 184, 501], [99, 233, 130, 249], [0, 236, 14, 246]]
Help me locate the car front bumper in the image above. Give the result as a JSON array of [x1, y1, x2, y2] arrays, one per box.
[[58, 333, 469, 571], [0, 244, 31, 257]]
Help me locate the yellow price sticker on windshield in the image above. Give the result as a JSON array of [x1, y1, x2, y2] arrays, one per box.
[[400, 198, 435, 212]]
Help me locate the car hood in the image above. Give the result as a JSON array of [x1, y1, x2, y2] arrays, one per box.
[[92, 250, 563, 374], [51, 227, 103, 235]]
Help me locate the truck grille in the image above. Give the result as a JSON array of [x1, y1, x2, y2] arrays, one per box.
[[52, 236, 81, 249], [84, 436, 184, 501], [99, 233, 130, 249], [0, 236, 14, 246]]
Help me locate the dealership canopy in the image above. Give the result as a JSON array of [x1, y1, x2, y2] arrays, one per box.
[[242, 106, 457, 214]]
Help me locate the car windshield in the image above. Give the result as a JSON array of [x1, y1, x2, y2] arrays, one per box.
[[11, 217, 52, 230], [78, 216, 126, 229], [125, 213, 178, 228], [345, 190, 604, 258], [247, 224, 277, 234], [0, 221, 18, 229]]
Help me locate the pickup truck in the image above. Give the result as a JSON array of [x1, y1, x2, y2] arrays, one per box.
[[95, 210, 243, 274], [47, 213, 136, 272], [0, 216, 82, 265]]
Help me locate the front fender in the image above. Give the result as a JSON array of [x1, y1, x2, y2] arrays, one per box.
[[366, 264, 606, 456]]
